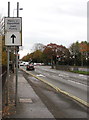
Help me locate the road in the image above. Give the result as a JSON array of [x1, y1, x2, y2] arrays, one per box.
[[22, 65, 88, 103], [20, 65, 89, 118], [22, 66, 89, 116]]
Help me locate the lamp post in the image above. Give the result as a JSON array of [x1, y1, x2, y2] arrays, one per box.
[[13, 8, 23, 17]]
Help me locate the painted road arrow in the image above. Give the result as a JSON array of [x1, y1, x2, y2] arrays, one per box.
[[11, 34, 16, 44]]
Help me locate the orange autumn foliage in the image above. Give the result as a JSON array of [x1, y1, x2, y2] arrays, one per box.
[[79, 42, 89, 52]]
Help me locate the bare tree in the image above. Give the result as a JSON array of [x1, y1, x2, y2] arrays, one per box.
[[32, 43, 45, 52]]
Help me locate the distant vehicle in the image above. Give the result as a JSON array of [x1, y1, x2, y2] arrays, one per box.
[[34, 63, 37, 66], [34, 63, 44, 66], [24, 62, 29, 66], [26, 63, 35, 71], [19, 62, 25, 66], [19, 61, 29, 66]]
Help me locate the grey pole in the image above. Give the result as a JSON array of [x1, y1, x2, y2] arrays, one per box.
[[8, 2, 10, 17], [17, 2, 19, 17], [15, 2, 19, 106], [6, 47, 9, 105], [6, 1, 10, 105], [15, 47, 18, 106]]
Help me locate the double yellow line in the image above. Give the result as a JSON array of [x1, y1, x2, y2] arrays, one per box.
[[21, 68, 89, 108]]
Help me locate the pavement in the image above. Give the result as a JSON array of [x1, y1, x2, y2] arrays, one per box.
[[3, 70, 55, 119]]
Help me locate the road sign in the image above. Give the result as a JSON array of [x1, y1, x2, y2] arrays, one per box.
[[4, 17, 22, 46], [5, 32, 21, 46], [11, 34, 16, 43], [5, 17, 21, 32]]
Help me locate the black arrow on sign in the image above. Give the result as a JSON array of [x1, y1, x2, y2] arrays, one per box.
[[11, 34, 16, 44]]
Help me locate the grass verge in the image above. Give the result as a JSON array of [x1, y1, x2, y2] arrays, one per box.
[[70, 70, 89, 75]]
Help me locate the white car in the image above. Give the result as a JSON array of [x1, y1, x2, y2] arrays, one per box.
[[19, 61, 29, 66]]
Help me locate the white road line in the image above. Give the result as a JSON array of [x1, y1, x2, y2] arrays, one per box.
[[79, 74, 84, 77], [58, 74, 64, 77], [68, 80, 87, 87], [58, 74, 69, 77], [36, 74, 45, 77]]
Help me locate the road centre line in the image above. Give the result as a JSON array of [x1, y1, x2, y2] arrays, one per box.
[[21, 68, 89, 108]]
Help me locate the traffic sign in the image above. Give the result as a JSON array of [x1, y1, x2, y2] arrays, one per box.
[[5, 32, 22, 46], [4, 17, 22, 46], [11, 34, 16, 43], [5, 17, 21, 32]]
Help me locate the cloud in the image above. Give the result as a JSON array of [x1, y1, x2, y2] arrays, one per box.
[[0, 0, 87, 58]]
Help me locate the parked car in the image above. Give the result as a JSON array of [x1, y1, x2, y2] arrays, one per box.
[[26, 63, 35, 71]]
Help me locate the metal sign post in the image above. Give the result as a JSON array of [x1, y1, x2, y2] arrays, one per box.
[[6, 2, 10, 106], [15, 2, 20, 106], [4, 2, 22, 106], [15, 47, 19, 106]]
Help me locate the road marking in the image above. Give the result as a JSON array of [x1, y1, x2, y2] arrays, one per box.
[[79, 74, 84, 77], [21, 68, 89, 108], [58, 74, 64, 77], [58, 74, 69, 77], [36, 74, 45, 77], [67, 80, 87, 87]]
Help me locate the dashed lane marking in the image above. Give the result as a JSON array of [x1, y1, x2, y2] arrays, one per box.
[[67, 80, 87, 87], [79, 74, 84, 77], [21, 68, 89, 108]]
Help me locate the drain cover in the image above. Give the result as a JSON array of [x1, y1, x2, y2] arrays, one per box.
[[19, 98, 33, 103]]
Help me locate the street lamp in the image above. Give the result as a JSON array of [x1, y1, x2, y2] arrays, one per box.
[[13, 8, 23, 17]]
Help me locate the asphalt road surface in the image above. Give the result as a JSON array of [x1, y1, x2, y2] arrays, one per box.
[[22, 66, 88, 102], [21, 65, 89, 118]]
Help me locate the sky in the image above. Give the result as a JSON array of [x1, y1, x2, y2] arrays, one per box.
[[0, 0, 88, 58]]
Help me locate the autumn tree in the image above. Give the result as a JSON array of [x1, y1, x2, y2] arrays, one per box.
[[32, 50, 43, 63], [22, 53, 30, 62], [69, 41, 81, 66], [0, 17, 7, 66], [42, 47, 53, 64], [79, 41, 89, 66], [69, 41, 89, 66], [43, 43, 70, 65], [22, 50, 43, 63]]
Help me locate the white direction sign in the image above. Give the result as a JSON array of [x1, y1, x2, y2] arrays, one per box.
[[5, 17, 22, 46], [5, 17, 21, 32], [5, 32, 22, 46]]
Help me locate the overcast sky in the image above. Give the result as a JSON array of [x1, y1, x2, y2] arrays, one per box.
[[0, 0, 88, 58]]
